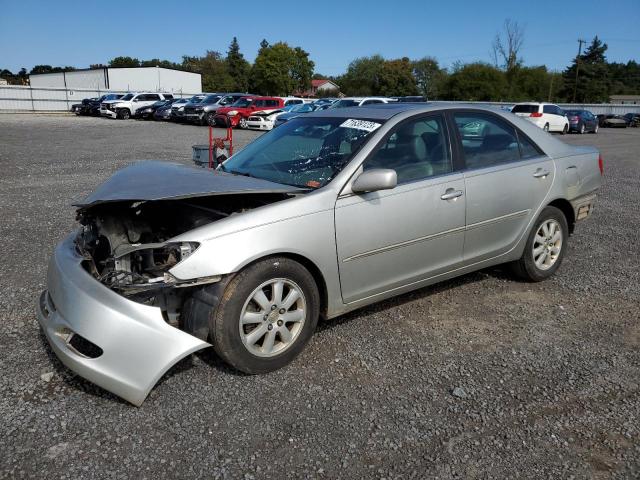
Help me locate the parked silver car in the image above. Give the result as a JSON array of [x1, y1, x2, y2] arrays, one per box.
[[37, 104, 602, 405]]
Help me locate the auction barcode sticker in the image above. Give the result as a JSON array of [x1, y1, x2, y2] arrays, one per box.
[[340, 119, 382, 132]]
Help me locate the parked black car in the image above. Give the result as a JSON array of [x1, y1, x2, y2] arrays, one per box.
[[623, 112, 640, 127], [597, 114, 627, 128], [564, 109, 598, 134], [154, 99, 184, 121], [74, 94, 123, 116], [134, 99, 176, 119]]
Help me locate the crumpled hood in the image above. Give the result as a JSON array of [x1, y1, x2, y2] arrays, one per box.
[[74, 161, 303, 208]]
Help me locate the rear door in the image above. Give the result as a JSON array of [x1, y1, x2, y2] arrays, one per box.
[[451, 110, 554, 263]]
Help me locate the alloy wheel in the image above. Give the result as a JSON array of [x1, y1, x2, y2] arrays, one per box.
[[239, 278, 307, 357], [533, 219, 563, 271]]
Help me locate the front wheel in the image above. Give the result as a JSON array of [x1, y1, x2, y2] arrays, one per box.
[[211, 257, 320, 374], [206, 113, 217, 127], [511, 206, 568, 282], [591, 124, 599, 134], [579, 123, 585, 134], [117, 108, 131, 120]]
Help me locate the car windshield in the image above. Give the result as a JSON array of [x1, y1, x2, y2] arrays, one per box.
[[331, 99, 359, 108], [120, 94, 134, 101], [189, 95, 206, 103], [512, 104, 538, 113], [290, 104, 314, 113], [232, 98, 254, 107], [219, 117, 384, 188], [203, 95, 221, 104]]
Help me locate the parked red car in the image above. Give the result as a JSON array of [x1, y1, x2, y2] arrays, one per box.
[[215, 96, 285, 128]]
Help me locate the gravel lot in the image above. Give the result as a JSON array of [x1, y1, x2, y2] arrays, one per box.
[[0, 114, 638, 479]]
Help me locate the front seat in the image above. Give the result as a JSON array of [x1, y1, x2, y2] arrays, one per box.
[[394, 125, 433, 183]]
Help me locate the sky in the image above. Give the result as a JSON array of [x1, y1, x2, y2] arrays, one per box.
[[1, 0, 638, 75]]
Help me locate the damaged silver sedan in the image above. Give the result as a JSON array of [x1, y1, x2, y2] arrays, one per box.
[[38, 104, 602, 405]]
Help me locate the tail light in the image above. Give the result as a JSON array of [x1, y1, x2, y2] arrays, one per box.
[[598, 154, 604, 175], [569, 116, 579, 121], [530, 112, 543, 117]]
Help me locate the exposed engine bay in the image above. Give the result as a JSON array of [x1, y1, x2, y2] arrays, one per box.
[[75, 193, 291, 302]]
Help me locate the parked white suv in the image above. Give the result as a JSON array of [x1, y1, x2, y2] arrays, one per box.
[[100, 92, 174, 120], [512, 102, 569, 134]]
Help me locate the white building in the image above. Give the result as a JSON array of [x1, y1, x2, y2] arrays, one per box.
[[29, 66, 201, 94]]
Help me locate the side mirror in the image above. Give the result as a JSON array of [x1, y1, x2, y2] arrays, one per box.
[[351, 169, 397, 194]]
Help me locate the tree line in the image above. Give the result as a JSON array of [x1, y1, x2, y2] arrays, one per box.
[[1, 29, 638, 103]]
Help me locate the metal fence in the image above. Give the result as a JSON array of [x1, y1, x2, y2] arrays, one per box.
[[0, 85, 199, 112], [1, 85, 639, 114]]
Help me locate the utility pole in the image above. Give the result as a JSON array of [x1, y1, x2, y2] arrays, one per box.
[[548, 71, 555, 102], [572, 39, 586, 103]]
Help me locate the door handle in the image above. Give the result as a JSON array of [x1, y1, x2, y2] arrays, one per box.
[[533, 168, 550, 178], [440, 189, 464, 201]]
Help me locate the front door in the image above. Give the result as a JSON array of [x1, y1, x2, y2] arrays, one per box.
[[335, 114, 466, 303], [451, 111, 555, 262]]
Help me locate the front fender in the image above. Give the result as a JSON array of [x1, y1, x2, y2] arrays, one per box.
[[168, 208, 344, 316]]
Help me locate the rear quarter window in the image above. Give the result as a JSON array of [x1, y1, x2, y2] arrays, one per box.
[[512, 104, 538, 114]]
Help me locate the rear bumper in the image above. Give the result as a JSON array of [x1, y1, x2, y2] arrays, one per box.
[[36, 234, 209, 406], [570, 193, 597, 221]]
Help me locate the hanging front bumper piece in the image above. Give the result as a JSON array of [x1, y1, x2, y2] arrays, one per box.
[[36, 234, 210, 406]]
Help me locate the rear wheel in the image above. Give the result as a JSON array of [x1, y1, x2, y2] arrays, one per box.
[[511, 206, 568, 282], [210, 257, 320, 374], [117, 108, 131, 120], [561, 124, 568, 135], [238, 117, 248, 129], [543, 123, 550, 132]]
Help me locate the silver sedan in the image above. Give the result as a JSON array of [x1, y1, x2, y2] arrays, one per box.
[[37, 104, 603, 405]]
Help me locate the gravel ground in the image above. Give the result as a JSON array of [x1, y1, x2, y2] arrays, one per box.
[[0, 114, 638, 479]]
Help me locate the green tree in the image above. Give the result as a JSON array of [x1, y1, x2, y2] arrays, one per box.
[[378, 57, 418, 96], [226, 37, 250, 92], [250, 42, 314, 95], [29, 65, 75, 74], [412, 57, 447, 99], [562, 36, 609, 102], [443, 62, 507, 101], [108, 56, 141, 68], [140, 58, 181, 69], [508, 66, 549, 101], [338, 55, 385, 95]]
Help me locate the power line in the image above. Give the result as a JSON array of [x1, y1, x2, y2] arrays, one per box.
[[573, 39, 587, 103]]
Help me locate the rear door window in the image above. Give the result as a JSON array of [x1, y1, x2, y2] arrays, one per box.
[[453, 113, 521, 169], [543, 105, 555, 115]]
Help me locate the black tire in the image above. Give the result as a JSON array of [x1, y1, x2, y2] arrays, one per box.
[[579, 123, 585, 134], [210, 257, 320, 374], [511, 206, 569, 282], [238, 117, 248, 129], [561, 124, 568, 135], [543, 123, 550, 132], [117, 108, 131, 120], [206, 113, 216, 127]]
